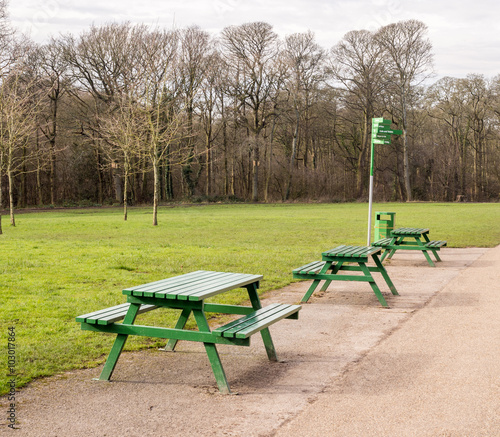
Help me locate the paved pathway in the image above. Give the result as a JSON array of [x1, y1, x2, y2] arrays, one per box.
[[274, 245, 500, 436]]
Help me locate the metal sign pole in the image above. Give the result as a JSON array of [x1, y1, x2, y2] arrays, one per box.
[[367, 118, 400, 246], [367, 137, 375, 246]]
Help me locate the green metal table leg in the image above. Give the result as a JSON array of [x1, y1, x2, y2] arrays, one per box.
[[192, 309, 231, 394], [386, 237, 401, 260], [372, 255, 399, 296], [246, 283, 277, 361], [162, 308, 192, 351], [380, 249, 390, 262], [301, 261, 332, 302], [358, 262, 388, 307], [416, 237, 435, 267], [319, 261, 342, 291], [319, 279, 331, 292], [99, 303, 141, 381], [301, 279, 321, 303]]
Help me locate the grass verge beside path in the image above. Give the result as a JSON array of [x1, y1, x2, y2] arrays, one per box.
[[0, 202, 499, 394]]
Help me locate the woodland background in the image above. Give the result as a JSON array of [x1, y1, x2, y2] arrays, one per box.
[[1, 0, 499, 225]]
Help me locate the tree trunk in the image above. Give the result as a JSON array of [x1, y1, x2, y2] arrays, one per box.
[[285, 109, 300, 201], [8, 168, 15, 227], [113, 169, 123, 204], [401, 94, 412, 201], [223, 118, 229, 196], [252, 138, 260, 201], [94, 146, 104, 204], [153, 158, 159, 226], [35, 129, 43, 205], [36, 161, 43, 206], [19, 145, 27, 208], [0, 154, 3, 208], [182, 105, 196, 198], [264, 114, 277, 202], [164, 154, 174, 200], [123, 156, 129, 221], [205, 132, 212, 197], [50, 96, 58, 205]]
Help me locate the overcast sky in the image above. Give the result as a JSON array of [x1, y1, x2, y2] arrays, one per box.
[[8, 0, 500, 80]]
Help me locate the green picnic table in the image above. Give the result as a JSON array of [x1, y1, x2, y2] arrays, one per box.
[[293, 245, 399, 307], [76, 271, 300, 394], [372, 227, 447, 267]]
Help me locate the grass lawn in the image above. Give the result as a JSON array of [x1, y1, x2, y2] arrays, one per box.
[[1, 202, 499, 395]]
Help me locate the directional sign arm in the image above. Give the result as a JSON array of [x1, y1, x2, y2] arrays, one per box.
[[373, 133, 392, 140], [377, 128, 403, 135]]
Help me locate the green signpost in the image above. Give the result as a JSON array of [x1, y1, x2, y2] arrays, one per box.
[[367, 118, 402, 245]]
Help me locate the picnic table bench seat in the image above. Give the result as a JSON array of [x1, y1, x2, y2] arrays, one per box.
[[292, 260, 327, 275], [76, 303, 158, 325], [76, 302, 300, 339], [424, 240, 447, 248], [213, 303, 300, 339], [371, 238, 393, 247], [373, 238, 447, 249]]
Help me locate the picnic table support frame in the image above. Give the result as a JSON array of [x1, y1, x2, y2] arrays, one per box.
[[246, 283, 278, 362], [192, 308, 231, 394], [375, 228, 445, 267], [99, 303, 141, 381], [161, 307, 191, 352], [86, 299, 251, 394], [381, 236, 436, 266]]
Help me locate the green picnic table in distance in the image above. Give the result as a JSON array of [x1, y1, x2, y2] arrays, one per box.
[[372, 227, 447, 267], [293, 245, 399, 307]]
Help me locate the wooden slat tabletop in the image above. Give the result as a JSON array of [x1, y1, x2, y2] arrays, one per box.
[[322, 245, 381, 259], [391, 227, 429, 235], [122, 271, 262, 301]]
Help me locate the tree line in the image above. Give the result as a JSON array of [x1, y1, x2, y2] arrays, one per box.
[[1, 2, 499, 225]]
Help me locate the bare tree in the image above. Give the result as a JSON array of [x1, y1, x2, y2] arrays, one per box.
[[221, 22, 281, 201], [329, 29, 386, 198], [176, 26, 212, 197], [426, 76, 471, 199], [198, 50, 225, 197], [0, 15, 496, 207], [0, 0, 11, 211], [99, 93, 147, 220], [62, 23, 148, 203], [375, 20, 433, 201], [62, 22, 146, 103], [0, 62, 41, 225], [0, 0, 14, 75], [282, 31, 324, 200], [38, 38, 69, 205], [137, 28, 182, 225], [462, 74, 492, 200]]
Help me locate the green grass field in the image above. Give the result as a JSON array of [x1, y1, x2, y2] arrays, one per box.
[[1, 202, 499, 395]]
